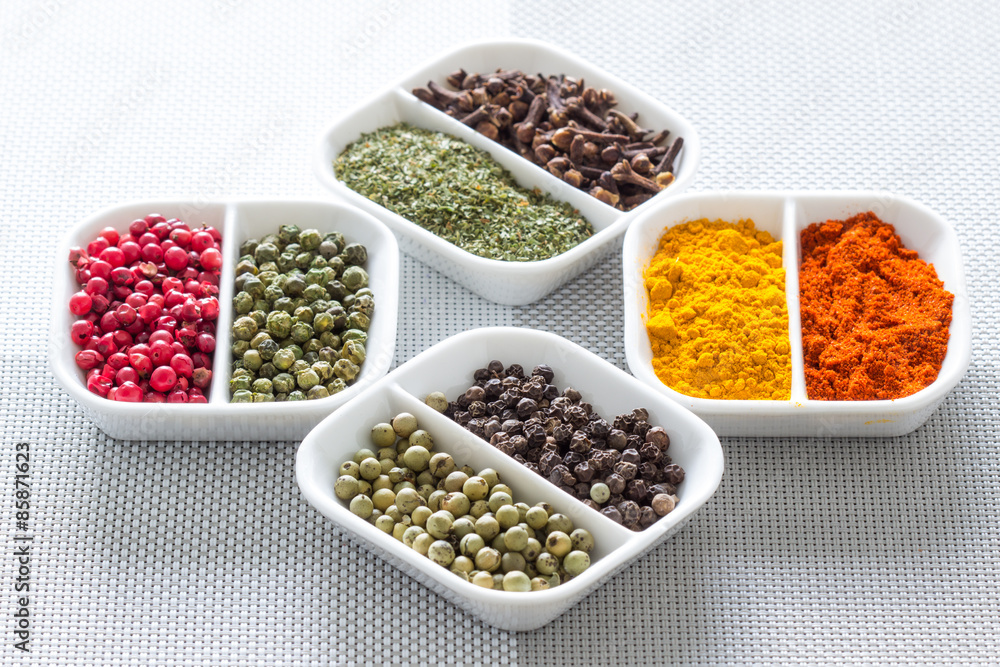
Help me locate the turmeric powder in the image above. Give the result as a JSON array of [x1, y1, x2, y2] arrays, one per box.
[[643, 218, 792, 400]]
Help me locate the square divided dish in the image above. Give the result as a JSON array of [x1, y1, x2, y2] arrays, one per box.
[[50, 199, 399, 441], [622, 191, 971, 437], [296, 327, 723, 631], [314, 38, 700, 305]]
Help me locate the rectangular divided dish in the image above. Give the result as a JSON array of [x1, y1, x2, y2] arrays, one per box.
[[314, 38, 700, 305], [296, 327, 723, 631], [622, 191, 971, 437], [50, 199, 399, 441]]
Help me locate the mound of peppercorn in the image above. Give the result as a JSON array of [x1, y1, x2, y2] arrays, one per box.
[[229, 224, 373, 402], [67, 214, 221, 403], [412, 69, 683, 211], [428, 362, 684, 531], [336, 411, 594, 591]]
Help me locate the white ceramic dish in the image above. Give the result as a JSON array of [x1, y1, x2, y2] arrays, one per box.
[[622, 191, 971, 437], [296, 327, 723, 631], [314, 38, 700, 305], [50, 199, 399, 441]]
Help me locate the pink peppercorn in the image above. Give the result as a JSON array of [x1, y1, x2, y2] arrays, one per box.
[[68, 215, 221, 403]]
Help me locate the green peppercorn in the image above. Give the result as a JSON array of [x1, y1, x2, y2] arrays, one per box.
[[277, 224, 299, 244], [272, 348, 296, 371], [287, 390, 306, 401], [296, 368, 320, 390], [347, 311, 371, 331], [341, 243, 367, 265], [341, 340, 366, 365], [230, 375, 252, 392], [341, 265, 369, 291], [233, 316, 258, 341], [294, 228, 319, 251], [242, 349, 263, 371], [289, 321, 313, 344], [231, 389, 253, 403], [235, 259, 258, 277], [341, 329, 367, 345]]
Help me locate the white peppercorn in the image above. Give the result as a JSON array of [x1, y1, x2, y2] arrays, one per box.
[[424, 391, 449, 412], [371, 488, 395, 512], [334, 475, 360, 500], [349, 494, 373, 519], [502, 571, 531, 592], [391, 412, 418, 438], [428, 540, 455, 567], [545, 531, 572, 558], [412, 532, 434, 556]]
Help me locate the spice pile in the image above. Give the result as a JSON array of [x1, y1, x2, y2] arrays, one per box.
[[431, 361, 684, 531], [336, 412, 594, 591], [412, 69, 683, 211], [644, 218, 791, 400], [67, 214, 220, 402], [335, 124, 594, 262], [229, 225, 372, 402], [799, 211, 953, 400]]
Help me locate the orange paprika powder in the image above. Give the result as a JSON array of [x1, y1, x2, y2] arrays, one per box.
[[799, 211, 953, 401]]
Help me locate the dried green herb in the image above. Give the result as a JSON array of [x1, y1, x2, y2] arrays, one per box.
[[335, 124, 594, 262]]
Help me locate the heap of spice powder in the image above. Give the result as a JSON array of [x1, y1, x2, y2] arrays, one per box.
[[799, 211, 953, 401], [643, 218, 791, 400], [334, 124, 594, 261]]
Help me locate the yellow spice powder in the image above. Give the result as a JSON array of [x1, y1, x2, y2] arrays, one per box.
[[643, 218, 791, 400]]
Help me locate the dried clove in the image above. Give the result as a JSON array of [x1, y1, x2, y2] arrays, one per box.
[[411, 68, 684, 211]]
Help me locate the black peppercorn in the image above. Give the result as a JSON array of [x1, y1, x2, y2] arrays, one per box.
[[618, 500, 641, 528], [663, 463, 685, 485], [532, 364, 554, 382], [606, 473, 626, 495], [621, 448, 642, 465], [601, 505, 623, 524]]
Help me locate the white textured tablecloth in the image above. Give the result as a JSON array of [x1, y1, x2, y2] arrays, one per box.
[[2, 0, 998, 664]]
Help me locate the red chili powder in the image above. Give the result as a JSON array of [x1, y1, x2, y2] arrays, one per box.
[[799, 211, 954, 401]]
